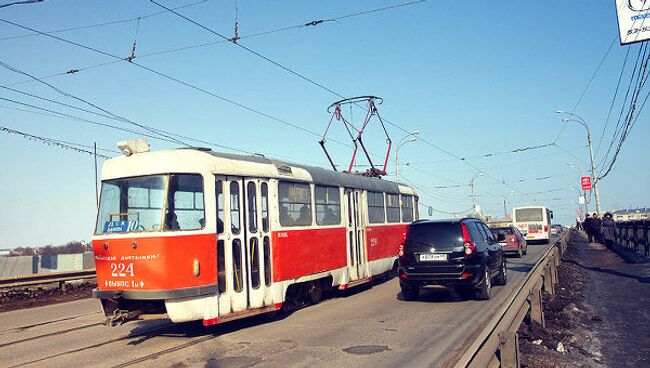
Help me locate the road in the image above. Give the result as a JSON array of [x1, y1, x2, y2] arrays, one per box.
[[0, 237, 556, 368]]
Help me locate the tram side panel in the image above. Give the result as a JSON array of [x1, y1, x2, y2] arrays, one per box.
[[271, 227, 347, 282], [365, 224, 407, 276]]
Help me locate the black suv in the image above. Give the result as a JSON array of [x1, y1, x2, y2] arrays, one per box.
[[397, 218, 506, 301]]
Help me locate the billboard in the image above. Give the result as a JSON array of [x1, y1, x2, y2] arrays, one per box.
[[616, 0, 650, 45]]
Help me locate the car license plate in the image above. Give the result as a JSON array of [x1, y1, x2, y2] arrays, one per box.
[[419, 253, 447, 261]]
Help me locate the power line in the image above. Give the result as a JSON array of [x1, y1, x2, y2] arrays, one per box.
[[0, 124, 113, 159], [7, 1, 427, 86], [149, 0, 521, 189], [553, 34, 618, 144], [0, 0, 42, 9], [595, 45, 630, 156], [0, 17, 365, 151], [0, 59, 191, 146], [0, 0, 207, 41]]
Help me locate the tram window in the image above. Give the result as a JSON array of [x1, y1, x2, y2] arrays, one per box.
[[215, 179, 225, 234], [232, 239, 243, 293], [401, 195, 414, 222], [250, 238, 260, 289], [217, 240, 226, 294], [316, 186, 341, 225], [278, 181, 311, 226], [367, 191, 386, 224], [261, 183, 269, 232], [247, 182, 258, 233], [230, 182, 241, 234], [263, 236, 271, 286], [386, 194, 400, 223], [414, 196, 420, 220], [166, 174, 205, 231]]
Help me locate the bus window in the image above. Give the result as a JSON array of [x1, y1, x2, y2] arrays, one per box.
[[217, 240, 226, 294], [367, 191, 386, 224], [215, 179, 224, 234], [166, 174, 204, 231], [263, 236, 271, 286], [261, 183, 269, 232], [230, 182, 241, 234], [401, 195, 413, 222], [278, 181, 311, 226], [386, 194, 400, 223], [247, 182, 258, 233], [232, 239, 243, 292], [250, 238, 260, 289], [315, 186, 341, 225]]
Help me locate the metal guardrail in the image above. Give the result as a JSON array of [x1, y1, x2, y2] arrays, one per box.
[[452, 230, 572, 368], [0, 269, 97, 289], [614, 219, 650, 257]]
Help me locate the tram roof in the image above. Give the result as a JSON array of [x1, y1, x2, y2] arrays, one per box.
[[205, 150, 409, 194]]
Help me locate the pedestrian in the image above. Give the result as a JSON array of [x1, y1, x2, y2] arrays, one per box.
[[591, 213, 602, 244], [583, 214, 594, 242], [601, 212, 617, 249]]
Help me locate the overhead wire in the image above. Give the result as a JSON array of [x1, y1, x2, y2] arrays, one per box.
[[0, 124, 113, 159], [0, 59, 192, 146], [0, 0, 208, 41]]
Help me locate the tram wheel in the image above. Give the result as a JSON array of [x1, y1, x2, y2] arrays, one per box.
[[308, 282, 323, 305]]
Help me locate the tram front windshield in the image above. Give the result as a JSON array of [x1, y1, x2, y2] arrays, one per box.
[[95, 174, 204, 234]]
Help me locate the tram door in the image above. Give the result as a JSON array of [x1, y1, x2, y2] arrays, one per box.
[[242, 178, 272, 309], [216, 177, 272, 315], [345, 189, 367, 281]]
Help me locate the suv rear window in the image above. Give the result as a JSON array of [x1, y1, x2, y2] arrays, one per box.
[[491, 227, 514, 239], [406, 222, 463, 249]]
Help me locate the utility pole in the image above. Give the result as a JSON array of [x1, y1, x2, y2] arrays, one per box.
[[94, 142, 99, 208]]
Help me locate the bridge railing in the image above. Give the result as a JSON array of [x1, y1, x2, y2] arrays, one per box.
[[614, 219, 649, 257]]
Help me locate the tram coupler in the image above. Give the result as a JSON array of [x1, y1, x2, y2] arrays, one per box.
[[103, 309, 143, 326]]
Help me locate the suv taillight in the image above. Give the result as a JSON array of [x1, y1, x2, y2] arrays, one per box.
[[461, 223, 476, 257], [398, 231, 406, 257]]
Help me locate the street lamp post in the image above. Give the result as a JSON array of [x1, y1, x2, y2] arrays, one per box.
[[470, 172, 485, 215], [556, 110, 602, 215], [395, 131, 419, 182], [502, 190, 515, 219]]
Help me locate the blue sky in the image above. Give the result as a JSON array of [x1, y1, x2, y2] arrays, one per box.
[[1, 0, 648, 246]]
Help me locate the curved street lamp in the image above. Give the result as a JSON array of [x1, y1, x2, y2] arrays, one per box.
[[470, 172, 485, 215], [556, 110, 602, 215], [395, 130, 419, 182]]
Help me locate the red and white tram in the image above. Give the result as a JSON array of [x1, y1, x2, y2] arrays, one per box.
[[92, 143, 418, 326]]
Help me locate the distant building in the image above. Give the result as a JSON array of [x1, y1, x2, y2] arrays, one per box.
[[0, 249, 11, 256], [611, 207, 650, 221]]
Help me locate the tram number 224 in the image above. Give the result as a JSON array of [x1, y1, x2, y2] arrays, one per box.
[[110, 262, 135, 278]]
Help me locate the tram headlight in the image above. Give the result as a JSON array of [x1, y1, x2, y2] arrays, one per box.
[[193, 258, 200, 277]]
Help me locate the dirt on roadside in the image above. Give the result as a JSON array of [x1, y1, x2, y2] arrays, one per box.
[[0, 282, 96, 312], [517, 234, 605, 368]]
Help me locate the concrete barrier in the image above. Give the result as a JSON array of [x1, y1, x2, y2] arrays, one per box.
[[0, 252, 95, 278]]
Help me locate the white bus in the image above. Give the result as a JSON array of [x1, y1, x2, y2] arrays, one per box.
[[512, 206, 553, 244]]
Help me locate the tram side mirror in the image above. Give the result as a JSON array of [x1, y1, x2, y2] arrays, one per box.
[[428, 206, 433, 217]]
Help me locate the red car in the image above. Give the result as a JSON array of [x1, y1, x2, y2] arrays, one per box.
[[491, 226, 527, 258]]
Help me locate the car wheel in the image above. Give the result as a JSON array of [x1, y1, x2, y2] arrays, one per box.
[[494, 259, 507, 286], [401, 285, 419, 301], [475, 267, 491, 300]]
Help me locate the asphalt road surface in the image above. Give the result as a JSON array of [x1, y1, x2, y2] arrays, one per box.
[[0, 237, 556, 368]]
